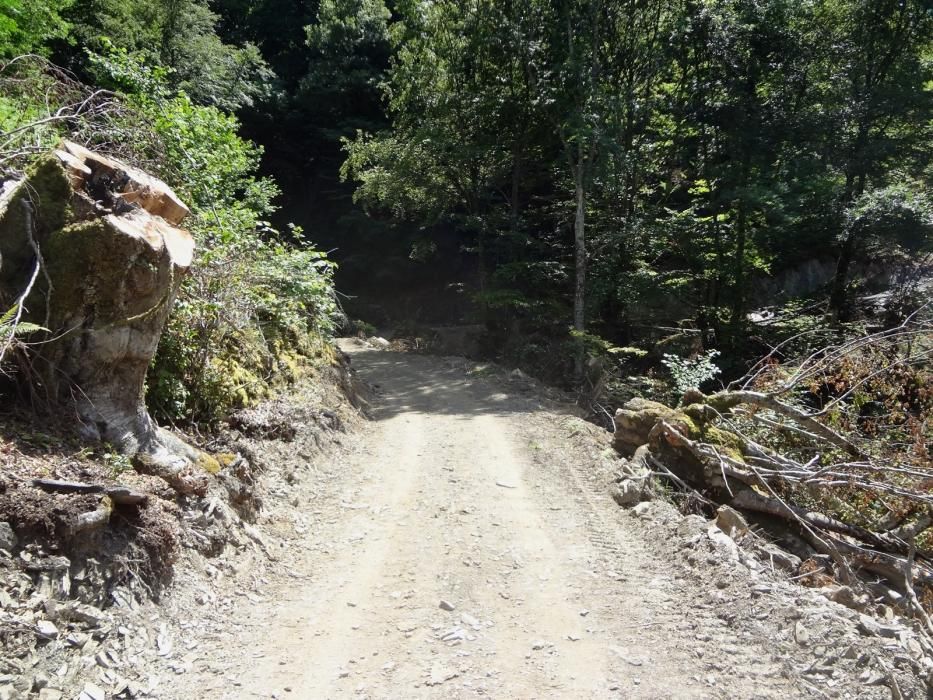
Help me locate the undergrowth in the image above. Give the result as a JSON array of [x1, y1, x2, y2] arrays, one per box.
[[0, 53, 341, 424]]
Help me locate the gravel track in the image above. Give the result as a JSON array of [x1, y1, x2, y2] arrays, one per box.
[[172, 343, 804, 699]]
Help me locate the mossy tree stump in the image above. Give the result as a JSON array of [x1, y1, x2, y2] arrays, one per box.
[[1, 142, 210, 495]]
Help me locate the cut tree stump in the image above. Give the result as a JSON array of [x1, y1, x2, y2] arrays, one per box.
[[0, 142, 216, 495]]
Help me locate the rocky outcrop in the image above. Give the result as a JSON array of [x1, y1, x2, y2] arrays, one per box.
[[0, 142, 210, 495]]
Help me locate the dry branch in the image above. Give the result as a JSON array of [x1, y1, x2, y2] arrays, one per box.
[[703, 390, 863, 457]]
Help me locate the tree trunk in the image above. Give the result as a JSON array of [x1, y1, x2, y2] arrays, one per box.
[[829, 171, 866, 321], [573, 158, 586, 381], [728, 203, 748, 333], [573, 166, 586, 335], [829, 231, 856, 321]]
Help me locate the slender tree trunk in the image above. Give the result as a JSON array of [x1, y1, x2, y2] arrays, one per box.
[[829, 171, 864, 321], [573, 168, 586, 334], [830, 233, 855, 320], [573, 155, 586, 381], [729, 202, 748, 332], [511, 143, 522, 236]]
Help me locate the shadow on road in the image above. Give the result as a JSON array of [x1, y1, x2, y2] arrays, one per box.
[[345, 349, 542, 422]]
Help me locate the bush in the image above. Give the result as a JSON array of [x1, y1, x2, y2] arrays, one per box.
[[0, 53, 341, 424], [662, 350, 722, 396]]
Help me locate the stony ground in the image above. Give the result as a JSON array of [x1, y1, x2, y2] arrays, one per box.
[[2, 342, 930, 699], [162, 342, 929, 699]]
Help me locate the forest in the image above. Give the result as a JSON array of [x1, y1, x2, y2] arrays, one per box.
[[0, 0, 930, 517], [0, 0, 929, 398], [0, 1, 931, 694]]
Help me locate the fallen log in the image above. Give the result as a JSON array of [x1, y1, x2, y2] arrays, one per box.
[[701, 390, 863, 457], [731, 489, 920, 561], [612, 391, 933, 599]]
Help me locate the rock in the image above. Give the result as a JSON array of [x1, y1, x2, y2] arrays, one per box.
[[66, 632, 89, 647], [0, 522, 15, 552], [370, 337, 390, 349], [617, 456, 648, 479], [32, 673, 50, 690], [439, 600, 455, 612], [35, 620, 59, 639], [675, 514, 708, 539], [707, 525, 740, 561], [611, 479, 646, 507], [631, 500, 680, 523], [715, 506, 749, 538], [857, 614, 900, 638], [824, 585, 869, 612], [67, 603, 108, 627], [794, 621, 810, 646], [755, 542, 801, 573], [631, 502, 652, 518], [22, 555, 70, 572], [460, 613, 480, 629], [425, 666, 458, 686], [440, 627, 466, 643], [509, 369, 528, 381], [38, 689, 63, 700], [79, 682, 106, 700]]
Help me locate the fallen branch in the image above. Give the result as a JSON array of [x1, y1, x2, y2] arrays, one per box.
[[731, 489, 917, 559], [703, 390, 863, 457], [31, 478, 148, 505]]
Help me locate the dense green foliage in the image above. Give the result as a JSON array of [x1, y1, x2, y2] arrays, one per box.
[[340, 0, 932, 384], [1, 0, 930, 414], [0, 35, 338, 423], [0, 0, 73, 57]]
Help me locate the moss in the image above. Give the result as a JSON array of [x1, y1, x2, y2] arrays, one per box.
[[26, 157, 72, 237], [702, 426, 747, 461], [195, 452, 221, 475], [0, 157, 72, 305], [276, 349, 305, 382], [48, 220, 135, 322], [215, 452, 239, 469], [678, 402, 747, 459]]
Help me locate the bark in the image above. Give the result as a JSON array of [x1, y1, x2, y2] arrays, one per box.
[[573, 160, 586, 336], [611, 392, 933, 591], [830, 231, 856, 320], [703, 390, 863, 457]]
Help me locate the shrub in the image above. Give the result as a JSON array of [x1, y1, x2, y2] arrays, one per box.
[[0, 53, 340, 424]]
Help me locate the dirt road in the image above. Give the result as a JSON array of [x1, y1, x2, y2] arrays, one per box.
[[175, 343, 805, 699]]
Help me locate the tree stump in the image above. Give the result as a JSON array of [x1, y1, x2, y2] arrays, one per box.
[[0, 142, 210, 495]]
